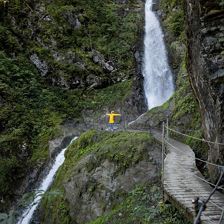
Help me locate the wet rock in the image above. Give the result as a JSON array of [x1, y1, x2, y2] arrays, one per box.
[[210, 69, 224, 80], [134, 50, 141, 63], [70, 76, 85, 88], [103, 62, 114, 72]]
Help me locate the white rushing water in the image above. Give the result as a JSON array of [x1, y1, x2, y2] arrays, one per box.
[[143, 0, 174, 109], [17, 137, 78, 224]]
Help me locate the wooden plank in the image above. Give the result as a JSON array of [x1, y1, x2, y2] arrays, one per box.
[[152, 131, 224, 224]]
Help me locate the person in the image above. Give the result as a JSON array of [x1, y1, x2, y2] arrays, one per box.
[[106, 111, 121, 131]]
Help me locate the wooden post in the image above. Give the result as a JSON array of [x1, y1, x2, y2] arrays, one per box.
[[162, 122, 165, 202], [166, 117, 169, 140]]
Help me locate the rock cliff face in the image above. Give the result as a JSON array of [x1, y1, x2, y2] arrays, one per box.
[[185, 0, 224, 178]]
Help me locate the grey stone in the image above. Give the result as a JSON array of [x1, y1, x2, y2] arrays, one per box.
[[30, 54, 48, 76], [186, 0, 224, 181], [103, 62, 114, 72], [92, 50, 114, 72], [134, 51, 141, 63], [86, 74, 102, 88]]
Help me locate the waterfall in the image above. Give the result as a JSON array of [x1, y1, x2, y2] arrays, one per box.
[[143, 0, 174, 109], [17, 137, 78, 224]]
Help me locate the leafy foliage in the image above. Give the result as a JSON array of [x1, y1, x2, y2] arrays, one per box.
[[90, 185, 190, 224], [0, 0, 142, 209], [0, 52, 62, 201]]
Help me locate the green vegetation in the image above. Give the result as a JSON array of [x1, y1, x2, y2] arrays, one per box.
[[40, 130, 155, 223], [160, 0, 185, 40], [0, 50, 132, 207], [170, 57, 208, 158], [0, 52, 62, 201], [54, 130, 154, 187], [0, 0, 143, 209], [39, 130, 189, 224], [90, 185, 190, 224]]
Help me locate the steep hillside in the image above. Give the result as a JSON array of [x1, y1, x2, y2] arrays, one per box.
[[0, 0, 146, 210]]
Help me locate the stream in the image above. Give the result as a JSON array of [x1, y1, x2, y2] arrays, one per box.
[[17, 137, 78, 224]]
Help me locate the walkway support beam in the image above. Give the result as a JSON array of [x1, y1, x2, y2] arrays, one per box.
[[162, 122, 165, 201]]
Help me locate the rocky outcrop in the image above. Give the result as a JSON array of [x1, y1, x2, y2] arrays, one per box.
[[128, 99, 174, 130], [185, 1, 224, 179], [30, 54, 48, 76], [13, 123, 86, 210], [92, 50, 115, 73], [40, 131, 161, 224], [64, 153, 160, 223]]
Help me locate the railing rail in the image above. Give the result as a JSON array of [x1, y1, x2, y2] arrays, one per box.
[[161, 121, 224, 224]]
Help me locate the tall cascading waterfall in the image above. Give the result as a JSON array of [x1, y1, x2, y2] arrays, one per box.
[[143, 0, 174, 109], [17, 137, 78, 224]]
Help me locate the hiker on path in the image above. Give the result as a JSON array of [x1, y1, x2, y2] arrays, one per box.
[[106, 111, 121, 131]]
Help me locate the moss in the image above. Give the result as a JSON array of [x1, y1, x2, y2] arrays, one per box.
[[83, 80, 132, 110], [170, 56, 207, 158], [0, 0, 144, 206], [159, 0, 207, 158], [39, 131, 157, 223], [31, 0, 144, 82], [53, 130, 154, 187]]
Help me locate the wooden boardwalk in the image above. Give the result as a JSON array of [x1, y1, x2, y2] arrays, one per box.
[[152, 131, 224, 224]]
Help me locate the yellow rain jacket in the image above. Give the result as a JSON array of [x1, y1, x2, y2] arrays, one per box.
[[107, 112, 121, 124]]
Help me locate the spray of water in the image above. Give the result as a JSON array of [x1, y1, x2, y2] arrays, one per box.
[[17, 137, 78, 224], [143, 0, 174, 109]]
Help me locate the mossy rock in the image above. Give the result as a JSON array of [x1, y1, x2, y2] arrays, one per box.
[[39, 130, 162, 223]]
